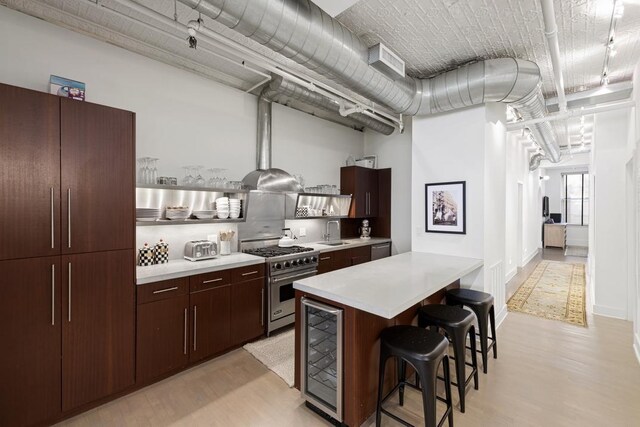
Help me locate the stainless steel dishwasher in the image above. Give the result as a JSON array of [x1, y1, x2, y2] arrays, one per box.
[[371, 242, 391, 260], [300, 297, 343, 422]]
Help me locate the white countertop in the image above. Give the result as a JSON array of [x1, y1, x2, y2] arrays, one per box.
[[294, 252, 483, 319], [136, 253, 265, 285], [304, 237, 391, 253]]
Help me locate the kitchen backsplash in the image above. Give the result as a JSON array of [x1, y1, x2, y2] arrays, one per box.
[[136, 223, 239, 260], [284, 219, 335, 244]]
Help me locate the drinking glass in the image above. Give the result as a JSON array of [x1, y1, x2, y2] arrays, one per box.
[[194, 166, 205, 187], [149, 158, 159, 184], [137, 158, 146, 184], [182, 166, 195, 186]]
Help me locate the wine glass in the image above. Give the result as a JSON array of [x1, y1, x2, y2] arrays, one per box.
[[182, 166, 195, 186], [149, 158, 159, 184], [194, 166, 205, 187]]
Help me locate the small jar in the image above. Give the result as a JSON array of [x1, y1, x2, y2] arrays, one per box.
[[138, 243, 155, 266], [154, 239, 169, 264]]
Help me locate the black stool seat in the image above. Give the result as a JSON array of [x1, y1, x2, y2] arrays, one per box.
[[418, 304, 479, 413], [380, 325, 449, 362], [446, 289, 497, 374], [418, 304, 474, 328], [446, 288, 494, 305], [376, 325, 453, 427]]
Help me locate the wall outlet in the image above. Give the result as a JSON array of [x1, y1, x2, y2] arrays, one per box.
[[299, 227, 307, 237]]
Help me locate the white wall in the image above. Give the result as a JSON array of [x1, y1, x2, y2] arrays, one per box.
[[505, 133, 545, 280], [0, 6, 364, 253], [632, 61, 640, 363], [364, 119, 413, 254], [591, 109, 632, 319], [411, 106, 486, 260]]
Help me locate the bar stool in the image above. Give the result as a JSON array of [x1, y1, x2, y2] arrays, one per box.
[[418, 304, 479, 413], [445, 289, 497, 374], [376, 325, 454, 427]]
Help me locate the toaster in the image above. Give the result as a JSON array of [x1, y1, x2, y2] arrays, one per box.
[[184, 240, 217, 261]]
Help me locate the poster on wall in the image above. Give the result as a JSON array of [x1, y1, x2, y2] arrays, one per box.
[[425, 181, 466, 234], [49, 75, 85, 101]]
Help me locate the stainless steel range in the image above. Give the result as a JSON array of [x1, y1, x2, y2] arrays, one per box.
[[241, 238, 319, 335]]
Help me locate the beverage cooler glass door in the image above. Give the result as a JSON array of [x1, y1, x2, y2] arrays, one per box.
[[300, 297, 343, 422]]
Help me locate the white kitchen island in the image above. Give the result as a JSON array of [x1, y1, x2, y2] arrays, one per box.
[[293, 252, 483, 426], [294, 251, 483, 319]]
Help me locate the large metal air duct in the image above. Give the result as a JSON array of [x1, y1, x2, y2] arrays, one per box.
[[263, 76, 395, 135], [179, 0, 560, 163]]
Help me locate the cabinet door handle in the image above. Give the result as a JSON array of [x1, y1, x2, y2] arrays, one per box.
[[152, 286, 178, 294], [193, 305, 197, 352], [67, 189, 71, 248], [260, 288, 264, 327], [51, 264, 55, 326], [67, 262, 72, 322], [202, 277, 222, 284], [183, 308, 188, 355], [242, 270, 259, 276], [50, 188, 55, 249], [320, 256, 331, 261]]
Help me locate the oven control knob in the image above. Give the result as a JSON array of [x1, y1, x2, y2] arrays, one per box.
[[310, 256, 317, 263], [274, 263, 282, 270], [284, 261, 291, 268], [303, 257, 309, 264], [291, 259, 298, 266]]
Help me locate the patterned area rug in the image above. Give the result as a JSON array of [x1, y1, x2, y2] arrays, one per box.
[[507, 261, 587, 326], [565, 245, 589, 257], [243, 329, 295, 387]]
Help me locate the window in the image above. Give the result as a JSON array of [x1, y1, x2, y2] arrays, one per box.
[[562, 172, 589, 225]]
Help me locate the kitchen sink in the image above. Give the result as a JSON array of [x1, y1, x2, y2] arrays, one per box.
[[318, 241, 350, 246]]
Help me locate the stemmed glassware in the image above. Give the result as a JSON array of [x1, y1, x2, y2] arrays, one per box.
[[194, 165, 206, 187], [149, 158, 158, 184], [182, 166, 195, 186]]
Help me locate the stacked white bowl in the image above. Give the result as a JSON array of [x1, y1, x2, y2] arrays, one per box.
[[215, 197, 230, 219], [229, 199, 241, 219]]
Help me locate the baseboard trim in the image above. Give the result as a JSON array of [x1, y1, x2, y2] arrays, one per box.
[[505, 267, 517, 283], [495, 304, 508, 330], [592, 304, 627, 320], [634, 333, 640, 367], [522, 249, 539, 267]]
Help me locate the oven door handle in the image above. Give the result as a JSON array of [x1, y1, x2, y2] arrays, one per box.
[[271, 270, 318, 284]]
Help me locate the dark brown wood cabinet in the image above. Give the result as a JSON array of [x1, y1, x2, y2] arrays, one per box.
[[0, 83, 135, 425], [0, 257, 62, 427], [189, 284, 232, 363], [0, 83, 61, 261], [341, 166, 378, 218], [137, 294, 189, 384], [350, 245, 372, 266], [62, 250, 135, 411], [61, 99, 135, 254], [230, 276, 265, 345]]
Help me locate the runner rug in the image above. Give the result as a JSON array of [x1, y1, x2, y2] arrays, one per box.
[[507, 260, 587, 326]]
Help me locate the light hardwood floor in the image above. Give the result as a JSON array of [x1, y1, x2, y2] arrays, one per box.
[[57, 249, 640, 427]]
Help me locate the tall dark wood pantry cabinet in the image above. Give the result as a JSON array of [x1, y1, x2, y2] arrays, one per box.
[[0, 83, 135, 427]]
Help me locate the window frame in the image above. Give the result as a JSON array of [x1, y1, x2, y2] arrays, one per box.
[[562, 172, 589, 226]]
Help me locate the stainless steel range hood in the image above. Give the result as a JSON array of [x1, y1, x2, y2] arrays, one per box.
[[242, 90, 302, 193]]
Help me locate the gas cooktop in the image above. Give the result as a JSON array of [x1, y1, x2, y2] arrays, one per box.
[[243, 245, 315, 258]]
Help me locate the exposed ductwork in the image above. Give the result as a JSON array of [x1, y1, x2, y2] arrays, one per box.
[[178, 0, 560, 164], [242, 91, 303, 192], [263, 76, 395, 135]]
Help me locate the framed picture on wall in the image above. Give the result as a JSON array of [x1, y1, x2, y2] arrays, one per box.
[[425, 181, 466, 234]]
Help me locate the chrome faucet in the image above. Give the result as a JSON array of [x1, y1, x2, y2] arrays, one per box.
[[325, 220, 340, 243]]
